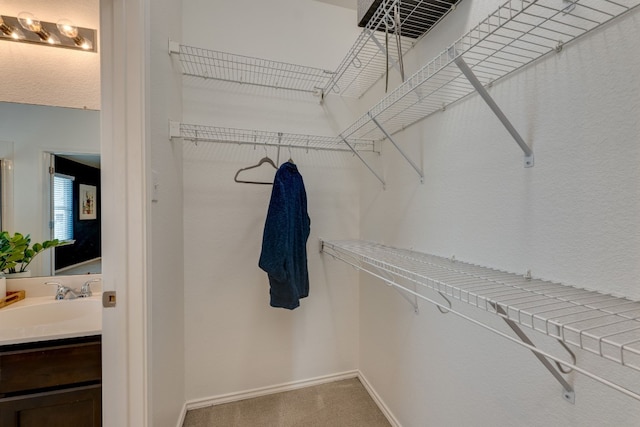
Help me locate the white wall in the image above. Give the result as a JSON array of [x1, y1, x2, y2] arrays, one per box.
[[358, 1, 640, 426], [181, 0, 364, 402], [176, 0, 640, 424], [148, 0, 185, 425], [0, 0, 100, 110], [0, 102, 100, 276]]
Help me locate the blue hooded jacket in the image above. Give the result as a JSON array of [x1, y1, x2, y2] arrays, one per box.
[[259, 162, 310, 309]]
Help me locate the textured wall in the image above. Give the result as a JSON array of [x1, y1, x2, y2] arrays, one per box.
[[178, 0, 640, 424], [0, 0, 100, 110], [358, 0, 640, 425], [181, 0, 364, 403]]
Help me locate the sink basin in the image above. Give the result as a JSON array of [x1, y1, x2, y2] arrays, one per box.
[[0, 295, 102, 345]]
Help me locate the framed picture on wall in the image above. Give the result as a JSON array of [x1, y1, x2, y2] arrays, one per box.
[[79, 184, 97, 220]]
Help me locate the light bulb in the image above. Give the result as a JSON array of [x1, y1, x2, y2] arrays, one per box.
[[17, 12, 59, 44], [57, 19, 92, 50], [17, 12, 41, 32], [56, 19, 78, 38], [0, 16, 25, 40]]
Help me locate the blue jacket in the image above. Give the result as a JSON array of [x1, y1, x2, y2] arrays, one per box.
[[259, 162, 311, 309]]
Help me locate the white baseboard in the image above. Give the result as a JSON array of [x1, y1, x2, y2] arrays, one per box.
[[175, 404, 188, 427], [357, 371, 401, 427], [184, 370, 359, 412], [176, 370, 400, 427]]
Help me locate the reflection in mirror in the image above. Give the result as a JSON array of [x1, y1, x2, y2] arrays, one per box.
[[0, 101, 100, 277], [50, 153, 101, 275]]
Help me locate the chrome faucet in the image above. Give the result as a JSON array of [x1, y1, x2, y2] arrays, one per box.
[[46, 278, 101, 300], [80, 278, 101, 297], [46, 281, 79, 300]]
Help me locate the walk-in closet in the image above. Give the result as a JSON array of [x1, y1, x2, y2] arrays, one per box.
[[144, 0, 640, 425]]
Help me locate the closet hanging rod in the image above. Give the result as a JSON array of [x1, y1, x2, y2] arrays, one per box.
[[320, 239, 640, 403], [169, 122, 378, 154], [339, 0, 640, 159]]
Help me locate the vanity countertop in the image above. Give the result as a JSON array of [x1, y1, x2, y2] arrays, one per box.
[[0, 294, 102, 346], [0, 275, 102, 346]]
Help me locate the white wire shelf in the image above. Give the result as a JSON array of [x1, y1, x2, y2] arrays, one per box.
[[325, 0, 463, 98], [340, 0, 640, 142], [170, 43, 335, 95], [170, 122, 377, 153], [321, 239, 640, 401]]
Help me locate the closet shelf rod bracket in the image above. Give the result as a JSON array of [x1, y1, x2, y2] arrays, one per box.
[[491, 302, 575, 404], [450, 48, 534, 168], [169, 120, 181, 139], [369, 112, 424, 183], [340, 135, 386, 189], [168, 39, 180, 55]]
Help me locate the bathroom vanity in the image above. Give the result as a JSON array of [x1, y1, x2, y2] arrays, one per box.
[[0, 335, 102, 426], [0, 277, 103, 426]]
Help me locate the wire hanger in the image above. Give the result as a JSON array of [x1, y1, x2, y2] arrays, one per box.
[[234, 148, 277, 185], [287, 145, 294, 164]]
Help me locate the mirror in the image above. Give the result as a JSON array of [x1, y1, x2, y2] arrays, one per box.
[[0, 101, 100, 277]]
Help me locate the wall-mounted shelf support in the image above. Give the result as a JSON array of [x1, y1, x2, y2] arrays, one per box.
[[369, 113, 424, 183], [491, 302, 575, 403], [451, 50, 534, 168], [376, 262, 419, 314], [340, 135, 386, 189], [436, 292, 452, 314]]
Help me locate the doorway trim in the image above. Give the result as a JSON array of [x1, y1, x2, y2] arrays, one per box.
[[100, 0, 149, 425]]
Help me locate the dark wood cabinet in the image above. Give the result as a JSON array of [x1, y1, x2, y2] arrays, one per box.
[[0, 336, 102, 427]]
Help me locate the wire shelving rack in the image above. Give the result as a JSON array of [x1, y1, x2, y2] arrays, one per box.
[[324, 0, 463, 98], [321, 239, 640, 403], [170, 42, 335, 96], [170, 122, 377, 154], [339, 0, 640, 183]]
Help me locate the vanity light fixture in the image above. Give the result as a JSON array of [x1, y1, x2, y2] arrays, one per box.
[[0, 12, 96, 52]]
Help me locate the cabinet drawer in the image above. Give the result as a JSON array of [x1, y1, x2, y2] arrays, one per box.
[[0, 338, 101, 396], [0, 384, 101, 427]]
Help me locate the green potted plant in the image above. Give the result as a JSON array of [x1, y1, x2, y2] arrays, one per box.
[[0, 231, 73, 277]]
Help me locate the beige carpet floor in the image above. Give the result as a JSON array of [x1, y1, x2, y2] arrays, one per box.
[[182, 377, 391, 427]]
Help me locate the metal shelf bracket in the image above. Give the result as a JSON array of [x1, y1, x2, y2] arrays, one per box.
[[340, 135, 386, 189], [369, 113, 424, 183], [377, 268, 419, 314], [436, 292, 452, 314], [168, 39, 180, 55], [491, 302, 575, 404], [169, 120, 181, 139], [449, 48, 534, 168]]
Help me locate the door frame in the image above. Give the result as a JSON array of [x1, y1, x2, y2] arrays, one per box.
[[100, 0, 149, 425]]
